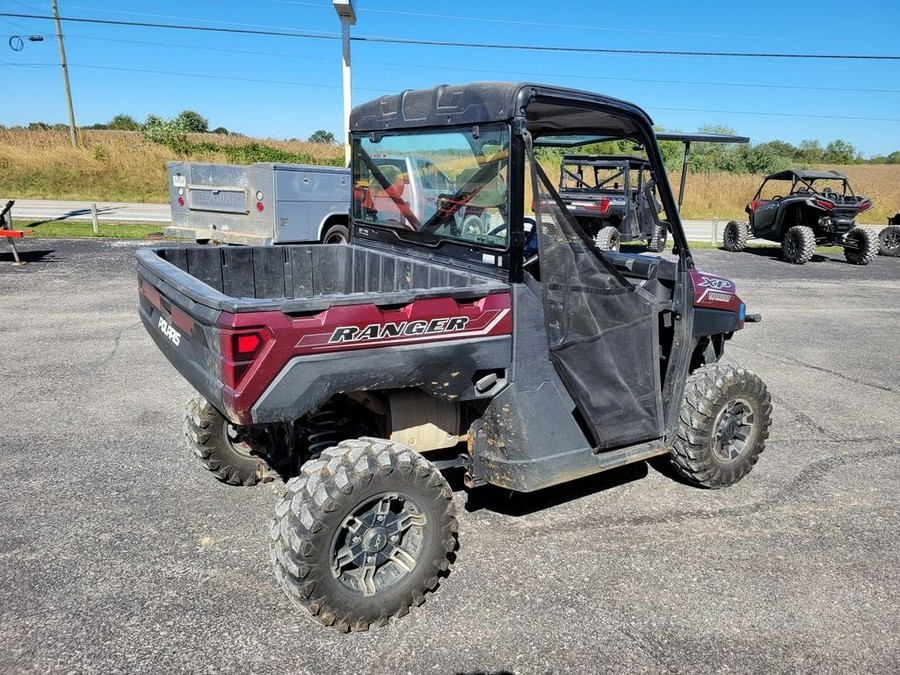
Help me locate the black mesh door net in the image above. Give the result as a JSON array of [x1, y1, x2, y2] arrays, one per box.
[[527, 141, 663, 450]]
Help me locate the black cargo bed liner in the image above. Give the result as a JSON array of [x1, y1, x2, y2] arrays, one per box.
[[136, 244, 508, 314]]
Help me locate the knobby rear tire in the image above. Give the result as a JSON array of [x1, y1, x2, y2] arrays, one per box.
[[271, 438, 458, 632], [182, 395, 271, 486], [722, 220, 749, 252], [843, 227, 878, 265]]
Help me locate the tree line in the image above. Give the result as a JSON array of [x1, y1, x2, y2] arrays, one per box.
[[8, 111, 339, 145], [9, 113, 899, 172], [539, 123, 900, 174]]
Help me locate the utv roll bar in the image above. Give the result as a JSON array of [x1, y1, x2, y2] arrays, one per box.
[[656, 133, 750, 212]]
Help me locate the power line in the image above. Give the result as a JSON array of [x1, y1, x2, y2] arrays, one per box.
[[648, 106, 900, 123], [1, 58, 896, 124], [0, 12, 340, 41], [64, 32, 333, 63], [15, 29, 900, 97], [262, 0, 820, 43], [366, 57, 900, 96], [63, 4, 337, 37], [2, 12, 899, 60], [65, 63, 386, 94]]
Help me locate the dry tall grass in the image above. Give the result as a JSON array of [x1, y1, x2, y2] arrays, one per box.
[[0, 129, 343, 202], [0, 129, 897, 223], [672, 165, 899, 223]]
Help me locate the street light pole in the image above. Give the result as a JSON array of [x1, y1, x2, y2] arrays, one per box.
[[51, 0, 78, 148], [332, 0, 356, 166]]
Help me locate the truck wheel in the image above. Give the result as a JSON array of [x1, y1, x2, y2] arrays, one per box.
[[648, 224, 667, 252], [722, 220, 749, 252], [182, 395, 271, 486], [781, 225, 815, 264], [843, 227, 878, 265], [879, 225, 900, 257], [461, 213, 487, 237], [595, 226, 620, 252], [271, 438, 458, 632], [322, 223, 349, 245], [669, 364, 771, 489]]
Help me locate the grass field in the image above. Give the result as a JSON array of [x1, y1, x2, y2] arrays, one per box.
[[1, 129, 897, 223], [11, 220, 162, 238]]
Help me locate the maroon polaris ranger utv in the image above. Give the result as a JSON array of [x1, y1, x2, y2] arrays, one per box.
[[137, 82, 772, 632]]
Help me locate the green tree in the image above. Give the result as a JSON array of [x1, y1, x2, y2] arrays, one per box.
[[176, 110, 209, 133], [142, 114, 188, 150], [744, 143, 793, 175], [688, 124, 746, 173], [823, 139, 858, 164], [308, 129, 337, 144], [212, 126, 229, 135], [798, 140, 823, 164], [108, 114, 140, 131]]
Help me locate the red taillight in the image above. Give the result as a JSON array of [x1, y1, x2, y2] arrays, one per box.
[[599, 197, 610, 215], [222, 328, 270, 388], [236, 333, 261, 355], [815, 199, 835, 210], [858, 200, 872, 212], [256, 202, 264, 212], [177, 197, 185, 207]]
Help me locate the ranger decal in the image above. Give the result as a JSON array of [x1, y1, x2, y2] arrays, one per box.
[[329, 317, 470, 343]]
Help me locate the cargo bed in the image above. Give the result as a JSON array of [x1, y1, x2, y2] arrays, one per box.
[[136, 244, 512, 424]]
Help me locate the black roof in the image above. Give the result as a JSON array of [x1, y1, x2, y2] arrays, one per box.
[[766, 168, 848, 181], [562, 154, 650, 167], [349, 81, 653, 133]]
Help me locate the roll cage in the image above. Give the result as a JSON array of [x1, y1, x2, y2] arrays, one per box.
[[349, 82, 695, 280]]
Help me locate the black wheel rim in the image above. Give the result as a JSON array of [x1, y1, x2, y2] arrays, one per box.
[[725, 227, 735, 247], [884, 231, 900, 251], [330, 492, 427, 597], [785, 233, 798, 257], [223, 422, 255, 459], [712, 398, 756, 462]]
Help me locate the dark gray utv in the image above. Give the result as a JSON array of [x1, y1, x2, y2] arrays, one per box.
[[556, 154, 667, 252], [137, 82, 772, 632], [724, 168, 877, 264]]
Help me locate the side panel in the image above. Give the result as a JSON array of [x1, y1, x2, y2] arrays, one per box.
[[225, 293, 513, 423], [251, 337, 511, 424], [473, 282, 599, 492]]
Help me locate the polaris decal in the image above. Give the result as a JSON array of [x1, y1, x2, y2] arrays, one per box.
[[329, 317, 470, 343], [157, 316, 182, 346]]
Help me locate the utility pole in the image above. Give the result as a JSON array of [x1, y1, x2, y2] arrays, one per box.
[[332, 0, 356, 166], [51, 0, 78, 148]]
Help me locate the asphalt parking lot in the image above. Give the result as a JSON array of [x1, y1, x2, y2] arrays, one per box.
[[1, 239, 898, 674]]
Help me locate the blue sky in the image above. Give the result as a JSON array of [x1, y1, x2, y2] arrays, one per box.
[[1, 0, 898, 156]]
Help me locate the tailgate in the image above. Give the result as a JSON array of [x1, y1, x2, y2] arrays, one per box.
[[137, 249, 229, 416]]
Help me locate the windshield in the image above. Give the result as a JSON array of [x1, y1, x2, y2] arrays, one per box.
[[352, 125, 510, 249]]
